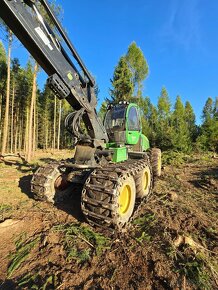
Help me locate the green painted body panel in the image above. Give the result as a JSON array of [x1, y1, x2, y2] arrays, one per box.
[[126, 131, 140, 145], [105, 103, 150, 162], [141, 134, 150, 151], [111, 147, 128, 163], [106, 142, 116, 148]]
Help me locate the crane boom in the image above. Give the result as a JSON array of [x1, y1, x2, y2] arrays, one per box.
[[0, 0, 108, 145]]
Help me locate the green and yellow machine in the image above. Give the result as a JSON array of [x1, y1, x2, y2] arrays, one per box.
[[105, 102, 150, 163], [0, 0, 161, 230]]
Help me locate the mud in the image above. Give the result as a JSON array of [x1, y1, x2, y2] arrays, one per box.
[[0, 152, 217, 289]]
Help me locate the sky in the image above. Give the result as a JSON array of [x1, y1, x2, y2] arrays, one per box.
[[1, 0, 218, 124]]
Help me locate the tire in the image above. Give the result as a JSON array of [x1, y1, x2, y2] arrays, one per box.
[[135, 164, 152, 198], [82, 170, 136, 229], [31, 162, 73, 204], [151, 148, 162, 177], [115, 175, 136, 225]]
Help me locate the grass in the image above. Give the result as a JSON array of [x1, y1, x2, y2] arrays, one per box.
[[177, 251, 212, 290], [18, 272, 58, 290], [0, 203, 12, 213], [0, 203, 13, 221], [162, 150, 217, 167], [132, 212, 157, 244], [67, 247, 91, 264], [168, 236, 218, 290], [7, 232, 40, 278], [162, 151, 191, 166], [53, 223, 111, 264]]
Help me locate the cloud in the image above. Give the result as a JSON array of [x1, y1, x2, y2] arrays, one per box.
[[161, 0, 201, 51]]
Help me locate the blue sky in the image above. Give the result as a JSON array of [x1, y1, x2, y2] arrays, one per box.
[[1, 0, 218, 124]]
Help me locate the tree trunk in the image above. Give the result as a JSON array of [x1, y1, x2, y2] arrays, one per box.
[[24, 107, 29, 154], [35, 101, 39, 152], [18, 114, 23, 153], [53, 96, 57, 152], [26, 61, 38, 162], [32, 93, 36, 156], [10, 82, 15, 153], [1, 30, 12, 154], [45, 119, 48, 150], [14, 113, 18, 153], [0, 93, 2, 146], [57, 99, 62, 150]]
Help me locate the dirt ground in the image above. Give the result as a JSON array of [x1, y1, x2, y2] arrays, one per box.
[[0, 151, 217, 290]]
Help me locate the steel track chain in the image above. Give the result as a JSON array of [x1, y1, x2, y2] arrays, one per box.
[[31, 162, 59, 200], [30, 161, 71, 203], [31, 158, 153, 231], [81, 155, 153, 231]]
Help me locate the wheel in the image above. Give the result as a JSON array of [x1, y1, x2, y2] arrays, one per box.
[[81, 168, 136, 230], [151, 148, 162, 177], [31, 162, 73, 204], [115, 175, 136, 226], [135, 164, 152, 198]]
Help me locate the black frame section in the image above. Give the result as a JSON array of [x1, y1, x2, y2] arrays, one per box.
[[0, 0, 108, 143]]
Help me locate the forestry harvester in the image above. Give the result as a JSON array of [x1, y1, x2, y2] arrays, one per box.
[[0, 0, 161, 230]]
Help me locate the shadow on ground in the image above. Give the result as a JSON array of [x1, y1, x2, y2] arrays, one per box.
[[189, 165, 218, 192], [0, 280, 17, 290], [56, 186, 85, 223], [38, 157, 57, 163], [19, 173, 85, 223], [0, 159, 35, 173], [19, 175, 34, 199]]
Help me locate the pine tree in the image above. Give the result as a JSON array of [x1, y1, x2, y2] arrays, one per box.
[[156, 87, 173, 150], [26, 61, 38, 162], [158, 87, 171, 118], [1, 29, 13, 154], [57, 99, 62, 150], [213, 97, 218, 120], [110, 56, 133, 102], [126, 42, 149, 96], [10, 58, 20, 152], [0, 42, 7, 148], [184, 101, 197, 142], [53, 95, 57, 151], [197, 97, 218, 151], [149, 104, 158, 146], [203, 97, 213, 122], [172, 96, 190, 151], [98, 101, 108, 121], [15, 64, 33, 152], [23, 61, 34, 154], [134, 96, 152, 141], [38, 84, 52, 149]]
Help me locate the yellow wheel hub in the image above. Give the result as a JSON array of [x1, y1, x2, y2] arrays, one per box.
[[118, 184, 132, 215], [157, 155, 161, 173], [143, 170, 150, 191]]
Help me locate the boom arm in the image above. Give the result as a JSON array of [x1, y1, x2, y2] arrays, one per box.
[[0, 0, 108, 146]]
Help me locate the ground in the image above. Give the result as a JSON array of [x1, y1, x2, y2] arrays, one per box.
[[0, 150, 217, 290]]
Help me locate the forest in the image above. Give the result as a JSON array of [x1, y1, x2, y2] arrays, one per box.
[[0, 32, 217, 162], [0, 2, 218, 289]]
